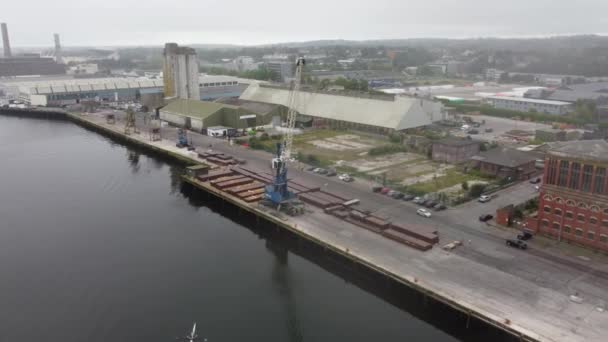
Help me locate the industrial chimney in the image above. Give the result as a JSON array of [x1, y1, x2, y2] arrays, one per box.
[[54, 33, 62, 63], [1, 23, 11, 58]]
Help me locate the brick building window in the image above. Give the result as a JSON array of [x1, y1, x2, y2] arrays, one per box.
[[601, 235, 608, 244], [542, 220, 549, 228], [603, 220, 608, 228], [578, 202, 588, 209], [543, 195, 553, 201], [544, 206, 551, 213], [547, 159, 558, 185], [566, 211, 574, 220], [590, 205, 600, 213], [594, 167, 606, 194], [578, 214, 586, 223], [554, 208, 562, 216], [604, 208, 608, 215], [566, 200, 575, 206], [558, 160, 569, 187], [555, 197, 563, 204], [552, 222, 560, 230], [582, 165, 593, 192], [569, 162, 581, 189], [564, 226, 571, 234], [590, 217, 598, 225], [587, 232, 595, 241], [575, 228, 583, 237]]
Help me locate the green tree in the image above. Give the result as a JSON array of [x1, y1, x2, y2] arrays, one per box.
[[469, 184, 486, 198], [461, 181, 469, 191]]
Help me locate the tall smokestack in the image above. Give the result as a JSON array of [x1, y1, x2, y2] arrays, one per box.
[[1, 23, 11, 58], [53, 33, 62, 63]]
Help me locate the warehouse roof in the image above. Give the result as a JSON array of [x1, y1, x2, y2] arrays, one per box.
[[239, 84, 444, 130], [471, 148, 537, 168], [12, 77, 163, 95], [215, 98, 278, 114], [486, 96, 571, 106], [547, 140, 608, 163], [160, 99, 239, 119]]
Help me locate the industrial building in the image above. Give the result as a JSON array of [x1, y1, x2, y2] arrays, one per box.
[[7, 77, 163, 106], [264, 59, 293, 82], [239, 84, 446, 134], [470, 147, 537, 180], [485, 96, 573, 115], [531, 140, 608, 252], [432, 138, 480, 164], [163, 43, 200, 100], [198, 75, 248, 101], [159, 98, 280, 133], [0, 23, 65, 77], [526, 82, 608, 104]]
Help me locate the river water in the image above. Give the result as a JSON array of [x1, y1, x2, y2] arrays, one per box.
[[0, 116, 514, 342]]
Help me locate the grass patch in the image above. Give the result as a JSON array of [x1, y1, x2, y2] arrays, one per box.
[[408, 169, 482, 194], [368, 144, 408, 156]]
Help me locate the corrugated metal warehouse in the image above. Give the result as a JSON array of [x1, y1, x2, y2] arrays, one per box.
[[159, 98, 280, 132], [239, 84, 446, 133]]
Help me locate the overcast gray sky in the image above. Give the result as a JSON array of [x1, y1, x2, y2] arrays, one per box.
[[3, 0, 608, 46]]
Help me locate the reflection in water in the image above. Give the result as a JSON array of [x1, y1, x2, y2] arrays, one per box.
[[267, 241, 304, 342], [169, 164, 186, 194], [127, 150, 140, 174]]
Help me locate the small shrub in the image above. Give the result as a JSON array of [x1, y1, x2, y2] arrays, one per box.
[[369, 144, 408, 156], [461, 181, 469, 191], [469, 184, 486, 198]]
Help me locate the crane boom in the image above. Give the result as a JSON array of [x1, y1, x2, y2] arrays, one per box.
[[281, 57, 305, 160]]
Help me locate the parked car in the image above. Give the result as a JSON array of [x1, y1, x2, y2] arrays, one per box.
[[381, 188, 391, 195], [413, 197, 424, 204], [467, 129, 479, 134], [433, 204, 447, 211], [318, 168, 328, 175], [479, 214, 494, 222], [478, 195, 492, 203], [517, 231, 533, 241], [313, 168, 322, 173], [307, 166, 317, 172], [422, 199, 434, 207], [387, 190, 397, 197], [339, 174, 353, 182], [372, 185, 383, 193], [392, 192, 404, 199], [529, 177, 541, 184], [425, 201, 438, 208], [417, 208, 432, 218], [506, 239, 527, 250], [326, 169, 337, 177], [402, 194, 415, 201], [484, 128, 494, 133]]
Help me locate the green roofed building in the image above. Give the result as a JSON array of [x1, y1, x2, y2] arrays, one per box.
[[159, 98, 280, 132]]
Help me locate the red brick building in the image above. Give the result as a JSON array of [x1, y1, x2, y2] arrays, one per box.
[[535, 140, 608, 251]]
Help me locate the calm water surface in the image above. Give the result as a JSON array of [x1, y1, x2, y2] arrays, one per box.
[[0, 116, 510, 342]]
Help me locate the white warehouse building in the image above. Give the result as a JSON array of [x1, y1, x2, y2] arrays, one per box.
[[240, 84, 446, 133], [485, 96, 573, 115], [7, 77, 163, 106]]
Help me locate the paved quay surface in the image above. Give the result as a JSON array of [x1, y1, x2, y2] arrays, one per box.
[[73, 112, 608, 342]]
